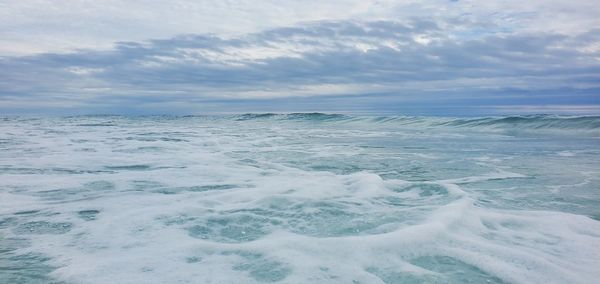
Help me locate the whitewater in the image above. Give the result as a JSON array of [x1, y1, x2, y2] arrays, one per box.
[[1, 114, 599, 283]]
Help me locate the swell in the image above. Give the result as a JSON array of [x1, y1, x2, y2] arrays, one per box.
[[433, 115, 600, 130], [232, 113, 349, 121], [229, 113, 600, 135], [3, 113, 599, 134]]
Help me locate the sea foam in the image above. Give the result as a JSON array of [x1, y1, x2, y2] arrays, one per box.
[[1, 115, 599, 283]]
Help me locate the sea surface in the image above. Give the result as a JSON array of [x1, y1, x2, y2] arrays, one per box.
[[1, 114, 600, 284]]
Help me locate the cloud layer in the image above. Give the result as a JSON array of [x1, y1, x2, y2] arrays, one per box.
[[1, 1, 599, 115]]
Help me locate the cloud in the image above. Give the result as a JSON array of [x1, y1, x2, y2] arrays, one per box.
[[1, 0, 599, 55], [0, 15, 599, 114]]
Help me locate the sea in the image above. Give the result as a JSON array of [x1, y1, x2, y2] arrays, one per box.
[[1, 114, 599, 283]]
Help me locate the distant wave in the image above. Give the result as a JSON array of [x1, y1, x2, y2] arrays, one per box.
[[3, 113, 599, 135], [228, 113, 600, 136], [232, 113, 349, 121], [433, 115, 600, 129], [231, 113, 598, 127]]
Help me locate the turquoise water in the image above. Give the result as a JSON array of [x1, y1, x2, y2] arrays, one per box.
[[1, 114, 599, 283]]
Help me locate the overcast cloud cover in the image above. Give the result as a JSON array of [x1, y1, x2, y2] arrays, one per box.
[[1, 0, 599, 115]]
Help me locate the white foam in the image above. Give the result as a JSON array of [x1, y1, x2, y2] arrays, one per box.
[[1, 117, 600, 283]]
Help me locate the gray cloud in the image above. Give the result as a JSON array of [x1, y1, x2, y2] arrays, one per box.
[[1, 18, 599, 114]]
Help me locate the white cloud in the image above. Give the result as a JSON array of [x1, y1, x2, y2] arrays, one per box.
[[1, 0, 599, 55], [66, 67, 105, 75]]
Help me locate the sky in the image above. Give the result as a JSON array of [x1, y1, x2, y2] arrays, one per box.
[[1, 0, 599, 115]]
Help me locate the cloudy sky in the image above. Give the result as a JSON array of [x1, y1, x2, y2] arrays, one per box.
[[1, 0, 599, 115]]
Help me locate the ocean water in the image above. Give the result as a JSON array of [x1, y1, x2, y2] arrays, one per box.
[[1, 114, 600, 284]]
